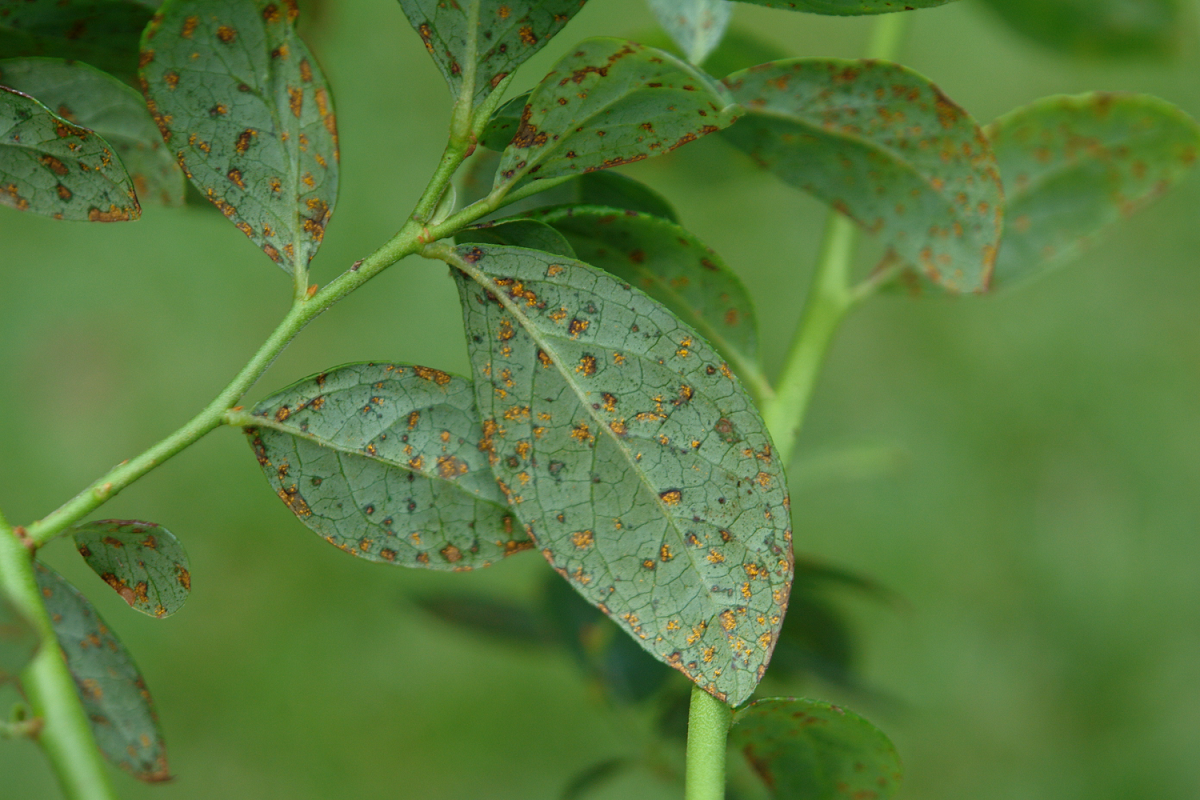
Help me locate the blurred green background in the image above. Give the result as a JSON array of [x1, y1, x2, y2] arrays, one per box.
[[4, 0, 1200, 798]]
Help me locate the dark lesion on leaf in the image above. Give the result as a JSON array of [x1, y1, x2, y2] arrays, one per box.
[[510, 105, 548, 149]]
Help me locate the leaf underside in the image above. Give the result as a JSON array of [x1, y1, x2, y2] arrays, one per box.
[[987, 92, 1200, 288], [0, 0, 158, 78], [33, 562, 169, 782], [647, 0, 734, 65], [730, 697, 902, 799], [139, 0, 338, 273], [448, 243, 792, 706], [246, 362, 530, 570], [722, 58, 1003, 293], [73, 520, 191, 618], [733, 0, 956, 13], [457, 216, 578, 258], [494, 38, 741, 191], [0, 57, 184, 206]]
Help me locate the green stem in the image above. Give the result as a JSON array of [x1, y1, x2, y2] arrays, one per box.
[[684, 686, 733, 800], [866, 11, 910, 61], [0, 525, 118, 800]]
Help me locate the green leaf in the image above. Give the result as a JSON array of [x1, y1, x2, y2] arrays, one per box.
[[730, 697, 902, 799], [767, 592, 856, 687], [397, 0, 588, 106], [699, 25, 787, 79], [494, 38, 740, 192], [412, 592, 553, 645], [722, 59, 1003, 293], [244, 362, 530, 570], [561, 757, 632, 800], [988, 92, 1200, 288], [0, 595, 39, 682], [139, 0, 338, 273], [480, 91, 529, 151], [978, 0, 1181, 59], [0, 57, 184, 206], [0, 85, 139, 220], [647, 0, 734, 65], [529, 205, 760, 379], [733, 0, 955, 13], [457, 217, 577, 258], [33, 562, 169, 782], [444, 243, 792, 706], [72, 520, 190, 618], [0, 0, 159, 79]]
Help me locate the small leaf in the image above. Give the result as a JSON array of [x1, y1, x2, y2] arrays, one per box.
[[480, 91, 530, 151], [0, 595, 39, 682], [244, 362, 530, 570], [139, 0, 338, 274], [397, 0, 588, 106], [33, 562, 169, 782], [458, 217, 577, 258], [978, 0, 1181, 59], [412, 592, 553, 645], [0, 0, 158, 79], [494, 38, 740, 192], [722, 59, 1003, 292], [699, 25, 787, 79], [0, 57, 184, 206], [730, 697, 902, 799], [647, 0, 734, 65], [733, 0, 955, 13], [988, 92, 1200, 288], [0, 86, 139, 220], [529, 205, 760, 373], [72, 520, 190, 618], [446, 243, 792, 706]]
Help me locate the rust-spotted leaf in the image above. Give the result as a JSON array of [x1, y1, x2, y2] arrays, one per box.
[[528, 205, 761, 384], [243, 363, 530, 570], [988, 92, 1200, 288], [734, 0, 955, 13], [443, 243, 792, 706], [494, 38, 740, 192], [33, 562, 169, 782], [722, 59, 1003, 292], [0, 0, 159, 79], [0, 86, 139, 220], [72, 520, 190, 618], [730, 697, 902, 799], [0, 57, 184, 206], [647, 0, 733, 64], [0, 595, 38, 682], [397, 0, 588, 107], [139, 0, 337, 273]]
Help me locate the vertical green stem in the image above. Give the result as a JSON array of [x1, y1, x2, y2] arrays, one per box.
[[0, 526, 118, 800], [865, 11, 910, 61], [684, 686, 733, 800]]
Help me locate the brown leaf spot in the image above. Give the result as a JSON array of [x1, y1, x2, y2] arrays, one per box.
[[39, 155, 69, 176], [181, 15, 199, 37], [435, 455, 468, 479], [659, 489, 682, 506], [570, 530, 594, 549], [288, 87, 303, 117], [217, 25, 237, 43], [440, 545, 463, 563]]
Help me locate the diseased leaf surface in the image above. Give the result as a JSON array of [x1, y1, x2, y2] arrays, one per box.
[[722, 59, 1003, 292], [733, 0, 955, 12], [988, 92, 1200, 288], [480, 91, 530, 151], [979, 0, 1180, 58], [33, 562, 169, 782], [140, 0, 338, 273], [529, 205, 759, 373], [457, 217, 577, 258], [448, 243, 792, 705], [0, 595, 38, 681], [0, 85, 139, 219], [730, 697, 902, 799], [72, 520, 190, 618], [0, 57, 184, 205], [397, 0, 587, 106], [245, 362, 530, 570], [647, 0, 733, 65], [0, 0, 159, 78], [494, 38, 740, 191]]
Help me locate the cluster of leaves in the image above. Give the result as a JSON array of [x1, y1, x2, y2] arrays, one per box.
[[2, 0, 1198, 796]]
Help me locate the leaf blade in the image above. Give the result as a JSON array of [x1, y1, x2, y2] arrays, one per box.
[[72, 520, 190, 618], [732, 0, 955, 13], [978, 0, 1181, 58], [647, 0, 734, 65], [0, 0, 158, 78]]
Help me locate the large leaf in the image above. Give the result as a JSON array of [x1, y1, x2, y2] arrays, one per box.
[[0, 57, 183, 205], [72, 520, 190, 618], [733, 0, 955, 13], [140, 0, 338, 274], [33, 562, 169, 782], [0, 595, 38, 681], [494, 38, 740, 192], [979, 0, 1181, 59], [445, 243, 792, 706], [729, 697, 902, 799], [244, 362, 530, 570], [0, 85, 139, 219], [988, 92, 1200, 288], [647, 0, 733, 65], [397, 0, 587, 107], [0, 0, 159, 78], [528, 205, 760, 377], [722, 59, 1003, 293]]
